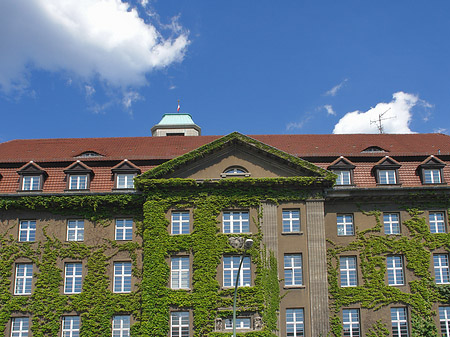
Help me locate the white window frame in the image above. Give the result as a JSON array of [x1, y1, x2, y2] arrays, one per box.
[[64, 263, 82, 294], [387, 256, 404, 286], [14, 264, 33, 295], [67, 220, 84, 242], [282, 209, 300, 233], [337, 214, 354, 236], [384, 213, 400, 235], [171, 256, 190, 289], [223, 256, 251, 287], [18, 220, 36, 242], [335, 170, 352, 185], [429, 212, 446, 233], [284, 254, 303, 287], [171, 211, 190, 235], [391, 307, 409, 337], [170, 312, 189, 337], [116, 173, 135, 189], [340, 256, 357, 287], [286, 308, 304, 337], [62, 316, 80, 337], [112, 315, 130, 337], [343, 309, 360, 337], [378, 169, 397, 184], [113, 262, 132, 293], [439, 306, 450, 337], [69, 175, 88, 190], [423, 168, 442, 184], [115, 219, 133, 241], [22, 175, 41, 191], [11, 317, 29, 337], [224, 317, 251, 330], [223, 211, 250, 233], [434, 254, 450, 284]]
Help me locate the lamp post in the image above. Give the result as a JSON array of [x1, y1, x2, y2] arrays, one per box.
[[231, 238, 253, 337]]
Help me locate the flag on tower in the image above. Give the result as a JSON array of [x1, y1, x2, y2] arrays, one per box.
[[177, 101, 180, 112]]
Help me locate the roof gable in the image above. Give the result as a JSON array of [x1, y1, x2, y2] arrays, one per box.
[[111, 159, 141, 173], [139, 132, 332, 180], [419, 155, 446, 168], [328, 156, 355, 170], [64, 161, 93, 174], [17, 161, 47, 176]]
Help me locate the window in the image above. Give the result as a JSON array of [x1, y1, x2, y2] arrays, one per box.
[[384, 213, 400, 234], [337, 214, 354, 236], [224, 167, 246, 174], [64, 263, 82, 294], [14, 264, 33, 295], [439, 306, 450, 337], [223, 256, 251, 287], [387, 256, 404, 286], [19, 220, 36, 242], [69, 175, 87, 190], [67, 220, 84, 241], [429, 212, 446, 233], [225, 317, 251, 329], [22, 176, 41, 191], [223, 211, 249, 233], [282, 209, 300, 233], [114, 262, 132, 293], [286, 308, 304, 337], [112, 315, 130, 337], [335, 170, 352, 185], [170, 312, 189, 337], [423, 168, 442, 184], [284, 254, 302, 286], [171, 212, 190, 235], [62, 316, 80, 337], [171, 257, 189, 289], [115, 219, 133, 241], [221, 166, 250, 178], [11, 317, 29, 337], [434, 254, 450, 284], [391, 308, 409, 337], [378, 169, 397, 184], [116, 174, 135, 189], [340, 256, 357, 287], [343, 309, 360, 337]]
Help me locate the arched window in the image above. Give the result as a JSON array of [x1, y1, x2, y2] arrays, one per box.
[[221, 166, 250, 178]]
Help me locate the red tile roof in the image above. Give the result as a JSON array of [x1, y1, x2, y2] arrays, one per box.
[[0, 133, 449, 163]]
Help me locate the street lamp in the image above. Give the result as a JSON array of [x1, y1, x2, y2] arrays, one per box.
[[230, 238, 254, 337]]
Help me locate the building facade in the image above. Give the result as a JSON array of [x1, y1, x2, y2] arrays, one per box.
[[0, 114, 450, 336]]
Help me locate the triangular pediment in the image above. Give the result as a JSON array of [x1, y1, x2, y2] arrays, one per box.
[[111, 160, 141, 174], [140, 132, 331, 180], [64, 161, 93, 174], [17, 161, 47, 176], [419, 155, 445, 168], [374, 156, 401, 168], [328, 156, 355, 170]]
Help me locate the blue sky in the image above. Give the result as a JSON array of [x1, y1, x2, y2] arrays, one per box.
[[0, 0, 449, 141]]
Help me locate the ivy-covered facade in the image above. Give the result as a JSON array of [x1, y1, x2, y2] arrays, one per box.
[[1, 119, 450, 336]]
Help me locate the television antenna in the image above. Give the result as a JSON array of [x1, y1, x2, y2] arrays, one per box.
[[370, 108, 395, 134]]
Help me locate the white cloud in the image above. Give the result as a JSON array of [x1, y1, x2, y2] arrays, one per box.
[[122, 91, 142, 111], [0, 0, 189, 93], [85, 85, 95, 97], [325, 79, 348, 96], [333, 92, 428, 134], [323, 104, 335, 115], [286, 113, 313, 131], [434, 128, 447, 134]]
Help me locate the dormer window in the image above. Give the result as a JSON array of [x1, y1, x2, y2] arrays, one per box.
[[221, 166, 250, 178], [418, 156, 445, 185], [64, 161, 93, 191], [75, 151, 103, 158], [111, 160, 141, 190], [17, 161, 47, 192], [372, 157, 401, 185], [362, 146, 386, 153], [328, 157, 355, 186]]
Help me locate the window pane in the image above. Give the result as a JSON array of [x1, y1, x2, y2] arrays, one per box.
[[171, 212, 190, 235], [284, 254, 303, 286], [429, 212, 446, 233], [384, 213, 400, 234], [223, 256, 251, 287], [340, 257, 357, 287], [343, 309, 360, 337], [67, 220, 84, 241], [424, 169, 441, 184], [11, 317, 29, 337], [115, 219, 133, 240], [171, 312, 189, 337], [337, 215, 354, 236], [282, 209, 300, 232], [223, 211, 249, 233], [286, 308, 304, 337], [391, 308, 409, 337], [440, 306, 450, 337], [387, 256, 404, 286]]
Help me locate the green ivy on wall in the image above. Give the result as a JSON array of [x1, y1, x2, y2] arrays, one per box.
[[327, 208, 450, 337]]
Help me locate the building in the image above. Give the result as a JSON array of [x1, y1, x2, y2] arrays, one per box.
[[1, 113, 450, 336]]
